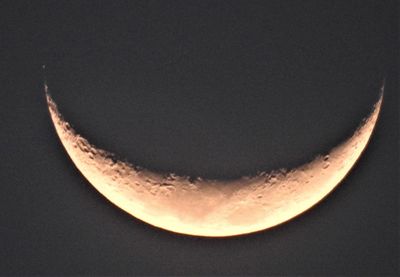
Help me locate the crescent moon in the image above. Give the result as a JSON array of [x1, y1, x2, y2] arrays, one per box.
[[46, 85, 383, 237]]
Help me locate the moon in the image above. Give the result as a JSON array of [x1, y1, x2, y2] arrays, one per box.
[[46, 84, 383, 237]]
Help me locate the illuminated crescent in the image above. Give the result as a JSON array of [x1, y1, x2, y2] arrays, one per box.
[[46, 85, 383, 237]]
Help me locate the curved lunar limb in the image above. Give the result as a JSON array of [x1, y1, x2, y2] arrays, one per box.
[[46, 85, 383, 237]]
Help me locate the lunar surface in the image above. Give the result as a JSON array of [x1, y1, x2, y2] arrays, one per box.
[[46, 85, 383, 237]]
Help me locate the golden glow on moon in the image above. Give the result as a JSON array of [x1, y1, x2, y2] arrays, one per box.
[[46, 86, 383, 237]]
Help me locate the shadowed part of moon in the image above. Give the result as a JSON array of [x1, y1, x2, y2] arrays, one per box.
[[46, 85, 383, 237]]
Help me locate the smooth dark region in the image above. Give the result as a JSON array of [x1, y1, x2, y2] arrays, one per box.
[[0, 0, 398, 275]]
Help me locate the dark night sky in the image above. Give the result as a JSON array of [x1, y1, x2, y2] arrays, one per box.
[[0, 1, 398, 275]]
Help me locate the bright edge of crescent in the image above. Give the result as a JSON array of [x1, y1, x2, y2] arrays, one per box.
[[45, 84, 383, 237]]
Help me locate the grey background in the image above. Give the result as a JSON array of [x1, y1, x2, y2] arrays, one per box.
[[0, 0, 398, 275]]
